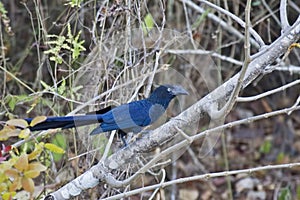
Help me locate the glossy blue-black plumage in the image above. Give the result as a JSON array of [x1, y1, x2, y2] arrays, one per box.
[[25, 85, 188, 135]]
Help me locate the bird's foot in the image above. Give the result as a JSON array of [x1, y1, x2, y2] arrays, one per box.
[[120, 136, 128, 148]]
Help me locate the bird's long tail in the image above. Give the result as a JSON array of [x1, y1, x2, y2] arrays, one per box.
[[25, 114, 103, 131], [24, 106, 114, 131]]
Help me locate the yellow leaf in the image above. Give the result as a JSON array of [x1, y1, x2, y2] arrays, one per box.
[[28, 162, 47, 172], [29, 116, 47, 127], [2, 192, 16, 200], [9, 177, 22, 192], [21, 177, 34, 193], [6, 119, 28, 129], [28, 142, 44, 160], [7, 129, 21, 138], [18, 128, 30, 139], [0, 127, 14, 141], [0, 183, 7, 193], [14, 153, 28, 172], [1, 157, 16, 171], [5, 169, 19, 179], [24, 170, 40, 179], [45, 143, 65, 154]]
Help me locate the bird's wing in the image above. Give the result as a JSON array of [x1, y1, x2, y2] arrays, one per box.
[[99, 100, 152, 132], [85, 105, 115, 115]]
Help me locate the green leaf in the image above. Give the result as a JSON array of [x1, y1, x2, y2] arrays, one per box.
[[276, 152, 286, 163], [58, 78, 66, 95], [142, 13, 154, 35], [278, 187, 291, 200], [50, 133, 67, 162], [297, 185, 300, 200], [61, 43, 71, 50], [45, 143, 65, 154], [192, 9, 210, 29], [8, 96, 17, 111], [0, 2, 8, 15], [65, 0, 83, 8], [5, 94, 35, 111], [40, 80, 51, 90], [259, 140, 272, 154], [44, 23, 85, 64], [72, 85, 83, 93], [46, 34, 60, 39]]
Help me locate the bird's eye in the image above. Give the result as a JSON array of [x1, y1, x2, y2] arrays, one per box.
[[167, 88, 172, 92]]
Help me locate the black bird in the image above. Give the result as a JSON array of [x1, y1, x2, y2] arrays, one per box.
[[25, 85, 188, 138]]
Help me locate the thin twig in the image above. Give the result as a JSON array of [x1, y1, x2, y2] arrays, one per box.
[[100, 130, 116, 162], [237, 79, 300, 102], [181, 0, 263, 49], [0, 66, 35, 93], [148, 169, 166, 200], [261, 0, 281, 26], [175, 126, 193, 143], [288, 95, 300, 115], [196, 0, 265, 47], [182, 0, 197, 49], [104, 162, 300, 200], [211, 0, 252, 119], [165, 49, 243, 66], [280, 0, 290, 31]]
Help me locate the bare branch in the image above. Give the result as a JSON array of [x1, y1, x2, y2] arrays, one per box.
[[262, 0, 281, 26], [196, 0, 265, 47], [218, 0, 252, 117], [237, 79, 300, 102], [280, 0, 290, 31], [165, 49, 243, 66], [181, 0, 264, 49], [104, 162, 300, 200]]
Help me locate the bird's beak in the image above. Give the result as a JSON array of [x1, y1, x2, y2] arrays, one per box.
[[170, 85, 189, 96]]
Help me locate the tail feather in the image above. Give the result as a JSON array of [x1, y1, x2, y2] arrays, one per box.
[[26, 115, 103, 131]]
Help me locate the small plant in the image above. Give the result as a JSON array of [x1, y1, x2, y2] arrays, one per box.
[[0, 118, 65, 198], [65, 0, 84, 8], [44, 23, 86, 64], [0, 2, 14, 35]]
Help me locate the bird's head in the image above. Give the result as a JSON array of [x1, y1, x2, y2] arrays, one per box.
[[147, 84, 188, 107]]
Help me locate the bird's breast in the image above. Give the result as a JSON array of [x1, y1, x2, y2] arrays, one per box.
[[149, 104, 166, 124]]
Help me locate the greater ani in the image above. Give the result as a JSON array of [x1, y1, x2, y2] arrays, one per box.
[[25, 85, 188, 139]]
